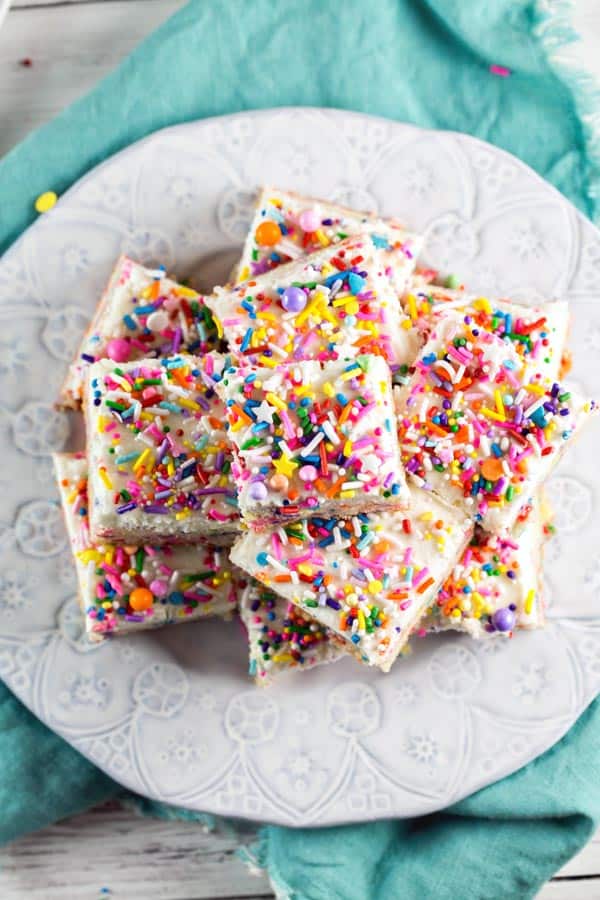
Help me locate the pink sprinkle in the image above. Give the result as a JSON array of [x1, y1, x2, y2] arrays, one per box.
[[490, 64, 511, 77]]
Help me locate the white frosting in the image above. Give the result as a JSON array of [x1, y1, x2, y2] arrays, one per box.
[[53, 453, 239, 641], [230, 486, 472, 671]]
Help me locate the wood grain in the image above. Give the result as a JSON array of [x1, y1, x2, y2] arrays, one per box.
[[0, 0, 184, 158], [0, 804, 274, 900]]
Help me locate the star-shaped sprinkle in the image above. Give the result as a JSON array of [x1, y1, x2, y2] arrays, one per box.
[[255, 400, 275, 424], [273, 454, 298, 478]]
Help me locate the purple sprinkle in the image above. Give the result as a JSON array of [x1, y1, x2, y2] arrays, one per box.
[[172, 327, 182, 353], [196, 487, 235, 496], [81, 353, 95, 363], [144, 504, 170, 514], [116, 502, 137, 514]]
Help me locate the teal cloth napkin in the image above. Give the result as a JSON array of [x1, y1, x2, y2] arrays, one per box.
[[1, 1, 600, 896]]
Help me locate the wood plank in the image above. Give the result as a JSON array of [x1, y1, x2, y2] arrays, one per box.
[[557, 832, 600, 879], [11, 0, 166, 7], [538, 879, 600, 900], [0, 0, 184, 158], [0, 804, 274, 900]]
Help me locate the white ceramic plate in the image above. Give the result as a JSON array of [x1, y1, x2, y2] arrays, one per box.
[[0, 0, 9, 33], [0, 109, 599, 827]]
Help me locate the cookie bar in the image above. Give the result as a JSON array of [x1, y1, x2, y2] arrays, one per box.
[[53, 453, 239, 641], [60, 256, 218, 407], [85, 353, 239, 544], [395, 313, 595, 533], [233, 187, 422, 295], [421, 497, 546, 638], [216, 355, 409, 526], [240, 580, 344, 684], [401, 284, 570, 380], [230, 486, 473, 671], [207, 235, 419, 367]]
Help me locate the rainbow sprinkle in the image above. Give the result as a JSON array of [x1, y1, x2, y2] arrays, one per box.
[[395, 314, 595, 533], [86, 353, 239, 543], [208, 235, 419, 367], [53, 453, 240, 640], [240, 581, 343, 683], [61, 256, 218, 407], [216, 355, 408, 525], [234, 187, 421, 292], [230, 486, 472, 670]]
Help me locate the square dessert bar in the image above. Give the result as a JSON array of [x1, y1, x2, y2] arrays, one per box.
[[395, 314, 595, 533], [422, 495, 547, 639], [207, 235, 420, 368], [240, 580, 344, 684], [85, 353, 239, 544], [60, 256, 218, 407], [230, 486, 473, 671], [233, 186, 422, 294], [216, 355, 409, 526], [401, 283, 570, 380], [53, 453, 240, 641]]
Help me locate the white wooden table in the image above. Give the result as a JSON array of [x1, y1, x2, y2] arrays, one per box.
[[1, 0, 600, 896]]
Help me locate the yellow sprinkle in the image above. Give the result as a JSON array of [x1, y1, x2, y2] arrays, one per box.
[[407, 293, 418, 320], [332, 294, 356, 308], [174, 285, 199, 299], [494, 390, 505, 416], [273, 653, 295, 663], [401, 319, 413, 330], [340, 490, 356, 499], [314, 229, 330, 247], [340, 366, 361, 382], [524, 589, 535, 615], [256, 310, 278, 323], [419, 511, 433, 521], [323, 382, 335, 398], [266, 392, 287, 410], [297, 563, 313, 577], [259, 355, 278, 368], [175, 509, 191, 520], [524, 383, 545, 395], [368, 580, 382, 594], [473, 297, 492, 314], [238, 266, 249, 282], [98, 467, 113, 490], [97, 415, 107, 434], [35, 191, 58, 214], [357, 609, 366, 631], [178, 397, 201, 412], [481, 407, 506, 422], [133, 448, 151, 472], [213, 316, 223, 339]]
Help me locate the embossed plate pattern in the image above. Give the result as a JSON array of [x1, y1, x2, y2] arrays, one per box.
[[0, 109, 599, 826]]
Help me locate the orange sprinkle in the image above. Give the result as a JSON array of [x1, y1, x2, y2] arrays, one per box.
[[481, 457, 505, 482], [417, 577, 435, 594]]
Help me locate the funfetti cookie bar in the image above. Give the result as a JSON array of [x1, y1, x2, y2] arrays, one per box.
[[85, 353, 239, 544], [230, 486, 473, 671], [60, 256, 218, 408], [401, 283, 570, 380], [207, 235, 420, 368], [395, 313, 595, 534], [53, 453, 239, 641], [421, 496, 547, 639], [233, 187, 422, 294], [215, 355, 409, 527], [240, 580, 344, 684]]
